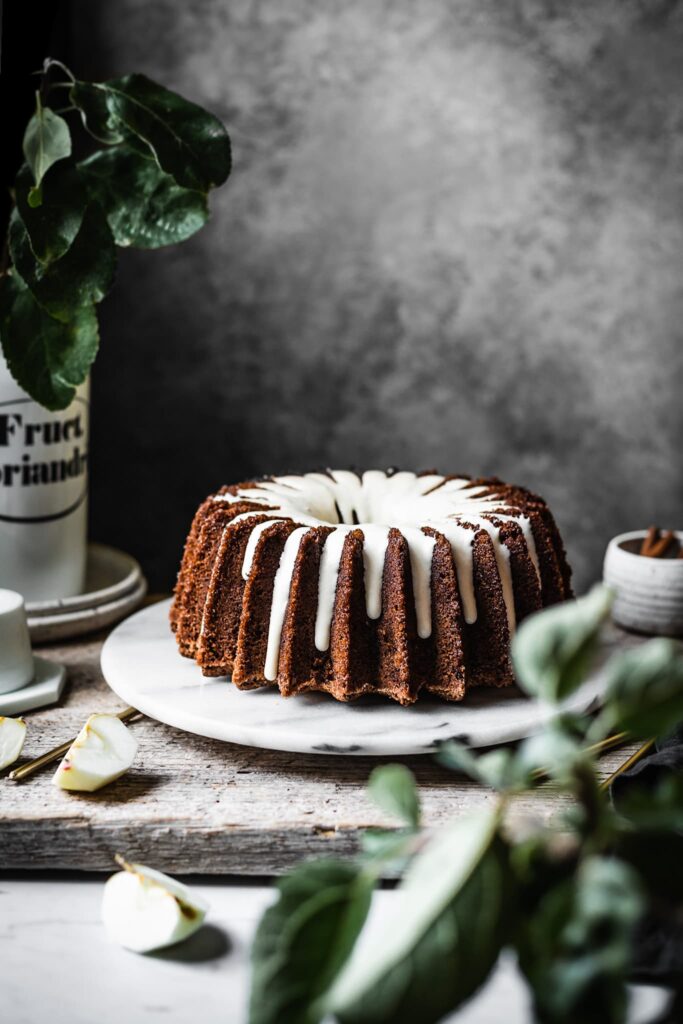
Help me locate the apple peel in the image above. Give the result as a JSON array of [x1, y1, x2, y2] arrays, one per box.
[[102, 855, 209, 953], [0, 716, 26, 770], [53, 713, 138, 792]]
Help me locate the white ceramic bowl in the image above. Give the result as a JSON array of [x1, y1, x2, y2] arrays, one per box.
[[603, 530, 683, 636]]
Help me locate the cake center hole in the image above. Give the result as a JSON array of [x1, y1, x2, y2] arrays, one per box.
[[324, 501, 363, 525]]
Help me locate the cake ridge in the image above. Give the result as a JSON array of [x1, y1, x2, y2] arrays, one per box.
[[213, 470, 533, 646], [172, 468, 573, 703]]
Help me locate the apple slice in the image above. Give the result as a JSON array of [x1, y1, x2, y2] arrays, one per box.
[[53, 713, 138, 792], [0, 716, 26, 770], [102, 856, 209, 952]]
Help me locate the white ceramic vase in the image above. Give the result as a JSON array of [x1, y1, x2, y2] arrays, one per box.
[[0, 352, 89, 601]]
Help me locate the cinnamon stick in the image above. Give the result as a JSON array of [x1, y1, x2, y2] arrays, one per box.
[[640, 527, 678, 558], [649, 531, 675, 557], [640, 526, 659, 556]]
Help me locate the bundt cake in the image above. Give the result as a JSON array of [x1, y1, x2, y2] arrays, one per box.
[[171, 469, 572, 705]]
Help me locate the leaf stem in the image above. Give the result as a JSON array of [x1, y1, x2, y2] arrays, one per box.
[[42, 58, 76, 83], [45, 82, 77, 92], [574, 760, 610, 853]]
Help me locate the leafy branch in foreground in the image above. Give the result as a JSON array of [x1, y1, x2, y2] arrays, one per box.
[[249, 587, 683, 1024], [0, 58, 231, 410]]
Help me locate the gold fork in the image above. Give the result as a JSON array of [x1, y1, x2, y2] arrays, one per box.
[[599, 737, 655, 792], [7, 706, 140, 782]]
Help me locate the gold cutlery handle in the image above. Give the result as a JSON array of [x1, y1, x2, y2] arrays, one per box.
[[8, 706, 140, 782], [598, 737, 655, 792]]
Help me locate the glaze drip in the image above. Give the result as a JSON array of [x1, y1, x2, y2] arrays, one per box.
[[214, 470, 542, 677]]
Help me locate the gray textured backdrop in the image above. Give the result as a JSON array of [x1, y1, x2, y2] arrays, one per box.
[[71, 0, 683, 592]]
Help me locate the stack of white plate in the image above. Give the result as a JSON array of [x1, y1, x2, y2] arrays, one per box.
[[27, 544, 148, 643]]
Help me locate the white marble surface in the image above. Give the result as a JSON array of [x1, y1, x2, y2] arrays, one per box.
[[0, 877, 670, 1024], [101, 600, 627, 756]]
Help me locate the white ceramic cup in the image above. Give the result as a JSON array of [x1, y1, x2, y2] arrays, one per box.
[[0, 589, 35, 694], [603, 530, 683, 636]]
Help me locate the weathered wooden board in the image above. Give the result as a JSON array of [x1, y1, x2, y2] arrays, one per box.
[[0, 603, 640, 875]]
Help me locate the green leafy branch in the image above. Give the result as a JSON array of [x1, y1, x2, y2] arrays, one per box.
[[249, 587, 683, 1024], [0, 58, 231, 410]]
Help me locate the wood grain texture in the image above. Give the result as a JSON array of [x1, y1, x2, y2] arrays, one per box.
[[0, 606, 640, 875]]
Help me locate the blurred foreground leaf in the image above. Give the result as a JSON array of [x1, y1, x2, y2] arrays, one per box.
[[512, 586, 613, 703], [331, 809, 511, 1024], [595, 640, 683, 742], [516, 857, 643, 1024], [367, 765, 421, 829], [249, 860, 373, 1024]]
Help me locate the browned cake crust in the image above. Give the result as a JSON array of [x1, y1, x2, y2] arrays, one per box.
[[171, 470, 572, 705]]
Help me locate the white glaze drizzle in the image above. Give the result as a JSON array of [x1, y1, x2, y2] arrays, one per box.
[[264, 526, 309, 681], [214, 470, 542, 679], [400, 527, 437, 639], [434, 522, 478, 624], [519, 516, 541, 581], [471, 520, 516, 631], [241, 520, 285, 579], [314, 528, 349, 651], [360, 524, 391, 620]]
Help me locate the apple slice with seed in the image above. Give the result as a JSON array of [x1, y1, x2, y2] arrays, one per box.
[[0, 716, 26, 770], [53, 713, 137, 792], [102, 855, 209, 952]]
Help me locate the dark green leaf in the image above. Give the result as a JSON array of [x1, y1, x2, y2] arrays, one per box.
[[9, 204, 115, 321], [22, 95, 71, 192], [512, 586, 613, 703], [439, 723, 590, 793], [510, 834, 579, 903], [15, 163, 87, 266], [96, 73, 231, 191], [0, 272, 98, 410], [615, 829, 683, 903], [117, 129, 157, 158], [367, 765, 420, 828], [612, 772, 683, 834], [438, 741, 522, 791], [515, 726, 590, 787], [360, 829, 417, 873], [249, 860, 373, 1024], [515, 856, 643, 1024], [69, 81, 125, 144], [597, 639, 683, 741], [331, 809, 511, 1024], [79, 145, 209, 248]]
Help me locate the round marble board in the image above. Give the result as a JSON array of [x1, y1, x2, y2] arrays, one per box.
[[102, 599, 616, 757]]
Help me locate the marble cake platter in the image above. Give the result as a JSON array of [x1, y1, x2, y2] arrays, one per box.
[[100, 599, 633, 757]]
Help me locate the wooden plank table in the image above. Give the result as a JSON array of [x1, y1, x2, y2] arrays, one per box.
[[0, 602, 641, 875]]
